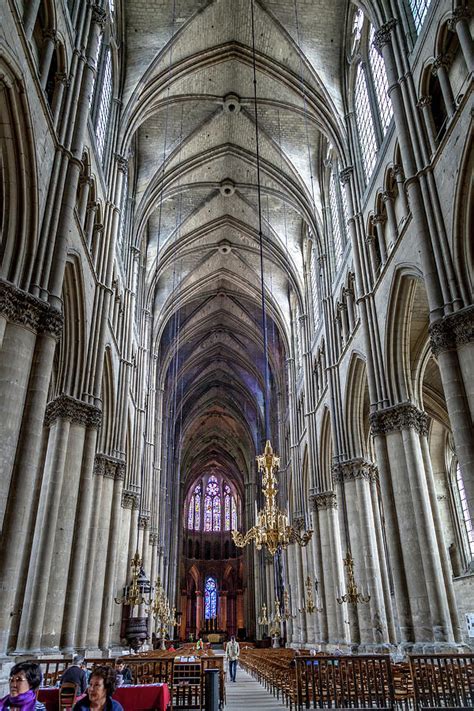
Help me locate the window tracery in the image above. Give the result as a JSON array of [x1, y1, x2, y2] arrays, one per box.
[[188, 484, 201, 531], [204, 475, 221, 532], [204, 576, 217, 619]]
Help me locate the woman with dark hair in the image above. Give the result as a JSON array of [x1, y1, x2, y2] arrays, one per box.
[[72, 666, 123, 711], [0, 661, 46, 710]]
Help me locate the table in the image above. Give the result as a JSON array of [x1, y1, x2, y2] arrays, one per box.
[[38, 683, 170, 711]]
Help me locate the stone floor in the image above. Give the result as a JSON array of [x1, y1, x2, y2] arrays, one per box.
[[224, 665, 286, 710]]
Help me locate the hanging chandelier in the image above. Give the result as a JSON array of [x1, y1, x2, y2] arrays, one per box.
[[232, 440, 312, 556], [336, 553, 370, 605]]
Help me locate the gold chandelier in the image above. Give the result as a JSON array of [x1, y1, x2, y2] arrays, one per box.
[[232, 440, 312, 556], [336, 553, 370, 605]]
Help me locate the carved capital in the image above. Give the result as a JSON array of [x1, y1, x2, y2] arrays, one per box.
[[448, 7, 471, 32], [138, 513, 150, 530], [45, 395, 102, 428], [55, 72, 69, 86], [429, 306, 474, 356], [417, 95, 432, 109], [372, 213, 386, 226], [149, 532, 159, 546], [393, 164, 405, 180], [121, 489, 139, 509], [370, 402, 430, 437], [310, 491, 337, 511], [432, 54, 453, 76], [90, 4, 107, 28], [115, 154, 128, 174], [94, 453, 126, 480], [381, 190, 394, 203], [0, 279, 63, 339], [332, 458, 378, 484], [292, 515, 305, 530], [339, 167, 353, 186], [43, 29, 58, 44], [372, 19, 397, 54]]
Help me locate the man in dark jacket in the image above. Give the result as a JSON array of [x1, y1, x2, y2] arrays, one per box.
[[60, 656, 88, 695]]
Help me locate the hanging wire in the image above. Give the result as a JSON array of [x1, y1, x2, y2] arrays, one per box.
[[250, 0, 271, 442]]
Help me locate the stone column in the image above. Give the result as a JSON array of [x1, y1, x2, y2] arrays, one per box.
[[429, 309, 474, 520], [448, 7, 474, 73], [310, 507, 327, 644], [417, 96, 437, 154], [23, 0, 42, 39], [432, 55, 456, 120], [16, 396, 100, 653], [382, 190, 398, 249], [0, 286, 62, 655], [370, 403, 454, 644], [61, 425, 100, 651], [39, 30, 57, 90], [99, 458, 126, 650], [220, 591, 228, 633], [393, 164, 409, 218], [195, 591, 203, 637], [311, 492, 346, 646], [372, 214, 388, 264]]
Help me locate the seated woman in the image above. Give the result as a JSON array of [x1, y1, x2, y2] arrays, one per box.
[[0, 661, 46, 710], [73, 666, 123, 711]]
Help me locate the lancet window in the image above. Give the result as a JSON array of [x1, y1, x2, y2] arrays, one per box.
[[187, 484, 201, 531], [224, 484, 238, 531], [204, 577, 217, 619], [93, 46, 112, 161], [408, 0, 432, 35], [204, 476, 221, 532], [349, 6, 394, 184]]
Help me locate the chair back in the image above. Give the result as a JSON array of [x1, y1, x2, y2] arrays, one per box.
[[59, 681, 78, 710]]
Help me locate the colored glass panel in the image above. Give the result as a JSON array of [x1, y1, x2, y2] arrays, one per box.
[[188, 496, 194, 529], [232, 498, 237, 531], [213, 495, 221, 531], [204, 495, 212, 531], [225, 493, 231, 531], [205, 577, 217, 619], [194, 492, 201, 531]]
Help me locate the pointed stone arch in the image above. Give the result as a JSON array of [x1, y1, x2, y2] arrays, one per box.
[[344, 353, 370, 460]]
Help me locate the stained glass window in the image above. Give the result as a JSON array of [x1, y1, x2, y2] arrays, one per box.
[[232, 500, 237, 531], [369, 27, 393, 136], [94, 47, 112, 161], [355, 63, 378, 181], [224, 485, 231, 531], [187, 484, 201, 530], [456, 463, 474, 558], [204, 475, 221, 531], [408, 0, 432, 35], [204, 577, 218, 619]]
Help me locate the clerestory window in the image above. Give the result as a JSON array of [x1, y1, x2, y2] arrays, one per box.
[[408, 0, 432, 35]]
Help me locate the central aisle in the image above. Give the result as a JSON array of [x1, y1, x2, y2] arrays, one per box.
[[225, 666, 286, 710]]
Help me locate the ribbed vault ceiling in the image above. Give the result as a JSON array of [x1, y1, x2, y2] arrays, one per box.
[[121, 0, 349, 493]]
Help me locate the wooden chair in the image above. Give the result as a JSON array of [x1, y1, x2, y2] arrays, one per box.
[[59, 682, 78, 711]]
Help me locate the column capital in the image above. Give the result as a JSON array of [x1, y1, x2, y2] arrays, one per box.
[[45, 394, 102, 428], [370, 402, 429, 437], [393, 163, 405, 179], [292, 515, 305, 530], [115, 154, 128, 173], [121, 489, 139, 509], [372, 212, 387, 225], [42, 28, 58, 45], [149, 532, 159, 546], [339, 166, 353, 185], [429, 305, 474, 356], [448, 6, 471, 32], [310, 491, 337, 511], [372, 19, 397, 54], [0, 279, 63, 339], [138, 513, 150, 529], [332, 458, 378, 484], [432, 53, 453, 76], [90, 4, 107, 29], [381, 190, 394, 203], [94, 452, 126, 479]]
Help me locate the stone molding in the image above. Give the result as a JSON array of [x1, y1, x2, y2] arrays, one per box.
[[94, 452, 125, 480], [370, 402, 429, 437], [90, 4, 107, 28], [372, 19, 397, 54], [429, 306, 474, 356], [45, 394, 102, 428], [339, 167, 353, 185], [448, 6, 471, 31], [0, 279, 63, 339], [310, 491, 337, 511], [332, 458, 378, 484], [138, 513, 150, 529], [121, 489, 139, 509]]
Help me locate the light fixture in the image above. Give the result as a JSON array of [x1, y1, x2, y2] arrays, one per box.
[[147, 577, 177, 650], [114, 553, 148, 607], [233, 441, 312, 555], [336, 553, 370, 605], [299, 576, 323, 614], [257, 603, 269, 626], [231, 0, 312, 558], [282, 590, 296, 620]]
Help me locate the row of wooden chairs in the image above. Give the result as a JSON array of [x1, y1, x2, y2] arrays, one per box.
[[239, 649, 474, 710]]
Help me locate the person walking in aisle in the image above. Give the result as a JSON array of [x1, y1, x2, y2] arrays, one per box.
[[225, 636, 240, 682]]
